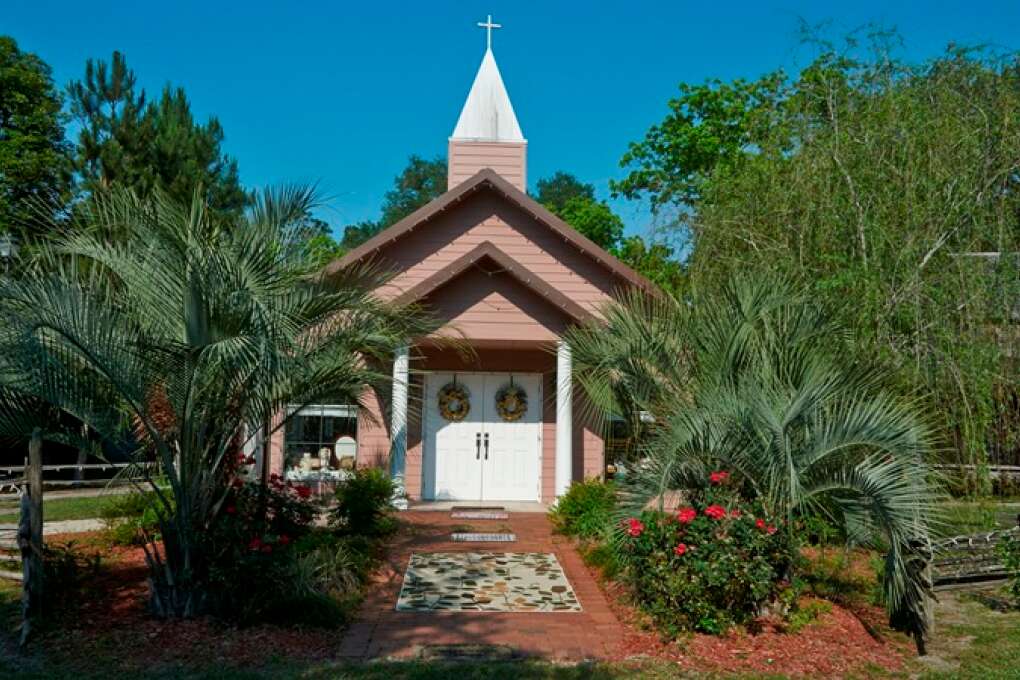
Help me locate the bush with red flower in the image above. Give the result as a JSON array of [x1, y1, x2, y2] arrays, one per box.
[[203, 474, 320, 623], [617, 472, 795, 635]]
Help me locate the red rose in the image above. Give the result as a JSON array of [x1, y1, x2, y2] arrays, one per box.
[[673, 543, 688, 556], [279, 535, 290, 546], [626, 518, 645, 537], [755, 518, 766, 530], [767, 524, 777, 535], [231, 478, 244, 489], [225, 505, 236, 515], [677, 507, 697, 524], [709, 471, 730, 485], [730, 508, 742, 519], [704, 504, 727, 520], [248, 537, 263, 551], [295, 485, 312, 499]]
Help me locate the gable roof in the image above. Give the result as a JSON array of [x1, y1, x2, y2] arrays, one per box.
[[451, 48, 525, 142], [393, 241, 593, 322], [329, 168, 656, 294]]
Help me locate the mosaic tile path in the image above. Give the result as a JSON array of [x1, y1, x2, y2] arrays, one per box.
[[395, 551, 582, 612]]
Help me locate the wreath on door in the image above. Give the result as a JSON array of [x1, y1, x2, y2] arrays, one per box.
[[438, 380, 470, 422], [495, 381, 528, 422]]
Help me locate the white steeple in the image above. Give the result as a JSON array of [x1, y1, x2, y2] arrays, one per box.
[[447, 16, 528, 191], [450, 47, 525, 142]]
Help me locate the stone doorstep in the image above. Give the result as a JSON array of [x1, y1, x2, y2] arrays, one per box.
[[450, 511, 509, 520], [450, 532, 516, 542], [450, 506, 506, 511]]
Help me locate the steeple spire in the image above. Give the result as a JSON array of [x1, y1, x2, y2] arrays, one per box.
[[448, 17, 528, 191]]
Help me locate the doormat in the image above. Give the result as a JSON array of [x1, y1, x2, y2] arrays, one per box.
[[451, 532, 516, 542], [395, 552, 582, 612], [418, 644, 520, 662], [451, 511, 509, 520]]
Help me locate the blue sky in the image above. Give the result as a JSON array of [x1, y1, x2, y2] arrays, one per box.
[[6, 1, 1020, 239]]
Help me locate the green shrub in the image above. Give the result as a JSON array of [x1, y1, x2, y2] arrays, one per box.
[[550, 478, 616, 540], [330, 467, 395, 536], [785, 599, 833, 633], [101, 491, 169, 546], [42, 542, 101, 614], [617, 472, 794, 636], [999, 534, 1020, 606]]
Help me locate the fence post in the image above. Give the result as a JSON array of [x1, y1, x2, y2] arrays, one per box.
[[18, 428, 43, 648]]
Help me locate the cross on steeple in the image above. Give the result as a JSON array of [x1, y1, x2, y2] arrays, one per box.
[[477, 14, 501, 51]]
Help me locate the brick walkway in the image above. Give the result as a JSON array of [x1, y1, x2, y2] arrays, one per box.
[[339, 510, 626, 661]]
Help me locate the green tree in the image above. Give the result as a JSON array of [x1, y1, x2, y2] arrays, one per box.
[[339, 155, 447, 251], [298, 216, 344, 268], [379, 154, 446, 228], [339, 219, 381, 251], [564, 275, 937, 651], [615, 36, 1020, 479], [615, 235, 685, 293], [536, 171, 624, 251], [0, 186, 438, 617], [535, 171, 595, 212], [0, 36, 72, 242], [611, 73, 787, 212], [68, 51, 246, 217]]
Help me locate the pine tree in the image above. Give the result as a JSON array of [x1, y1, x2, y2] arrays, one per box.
[[68, 51, 246, 219]]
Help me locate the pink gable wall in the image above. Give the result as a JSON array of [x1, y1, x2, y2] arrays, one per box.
[[367, 188, 627, 334], [421, 266, 571, 344]]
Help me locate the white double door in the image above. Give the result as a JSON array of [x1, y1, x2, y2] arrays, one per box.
[[424, 372, 541, 502]]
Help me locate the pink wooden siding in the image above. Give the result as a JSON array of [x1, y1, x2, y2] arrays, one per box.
[[448, 140, 526, 191], [421, 267, 571, 344], [356, 387, 390, 470], [269, 412, 285, 476]]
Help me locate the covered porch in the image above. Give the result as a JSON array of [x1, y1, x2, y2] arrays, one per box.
[[364, 342, 603, 506]]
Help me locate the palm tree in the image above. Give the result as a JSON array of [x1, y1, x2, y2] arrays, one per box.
[[0, 187, 437, 617], [564, 275, 938, 649]]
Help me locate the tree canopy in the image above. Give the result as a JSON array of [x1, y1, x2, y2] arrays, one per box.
[[0, 36, 72, 242], [339, 155, 447, 251], [535, 171, 624, 252], [68, 51, 246, 218], [616, 33, 1020, 477]]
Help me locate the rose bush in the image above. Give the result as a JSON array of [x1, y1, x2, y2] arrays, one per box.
[[204, 468, 321, 623], [617, 472, 795, 635]]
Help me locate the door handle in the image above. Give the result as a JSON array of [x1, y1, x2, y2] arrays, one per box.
[[484, 433, 490, 460], [476, 433, 481, 460]]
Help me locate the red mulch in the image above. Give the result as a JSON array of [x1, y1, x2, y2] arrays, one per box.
[[580, 547, 913, 677], [30, 533, 341, 672], [27, 531, 913, 676]]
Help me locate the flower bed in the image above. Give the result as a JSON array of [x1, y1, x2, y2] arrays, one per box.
[[618, 473, 794, 635]]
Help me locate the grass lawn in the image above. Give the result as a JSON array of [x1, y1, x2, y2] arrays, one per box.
[[0, 493, 124, 524], [938, 499, 1020, 536]]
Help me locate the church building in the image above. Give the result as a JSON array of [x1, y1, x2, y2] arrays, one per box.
[[270, 23, 653, 504]]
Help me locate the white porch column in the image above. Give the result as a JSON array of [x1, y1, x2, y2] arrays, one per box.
[[389, 346, 410, 497], [555, 340, 573, 498]]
